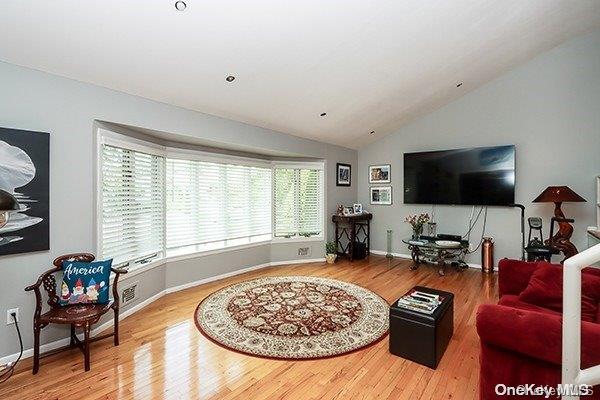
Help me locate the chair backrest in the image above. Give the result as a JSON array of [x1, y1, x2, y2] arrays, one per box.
[[42, 253, 95, 308]]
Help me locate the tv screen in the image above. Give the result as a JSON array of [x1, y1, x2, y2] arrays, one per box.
[[403, 145, 515, 206]]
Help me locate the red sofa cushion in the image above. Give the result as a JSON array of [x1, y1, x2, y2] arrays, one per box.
[[518, 262, 600, 322], [498, 295, 561, 317]]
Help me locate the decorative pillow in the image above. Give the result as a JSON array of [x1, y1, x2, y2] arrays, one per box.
[[59, 259, 112, 305], [518, 262, 600, 322]]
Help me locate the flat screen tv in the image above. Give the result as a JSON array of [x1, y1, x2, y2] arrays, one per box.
[[403, 145, 515, 206]]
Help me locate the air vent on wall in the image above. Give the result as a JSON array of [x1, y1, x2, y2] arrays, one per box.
[[298, 247, 311, 256], [121, 282, 139, 306]]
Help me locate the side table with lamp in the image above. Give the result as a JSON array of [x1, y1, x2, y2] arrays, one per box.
[[532, 185, 586, 262]]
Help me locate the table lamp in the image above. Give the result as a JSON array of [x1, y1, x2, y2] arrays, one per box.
[[0, 189, 20, 229], [532, 185, 586, 259]]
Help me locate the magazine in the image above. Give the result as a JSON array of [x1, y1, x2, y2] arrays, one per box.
[[396, 289, 444, 314]]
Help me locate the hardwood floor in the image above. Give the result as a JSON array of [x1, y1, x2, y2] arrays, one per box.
[[0, 256, 498, 400]]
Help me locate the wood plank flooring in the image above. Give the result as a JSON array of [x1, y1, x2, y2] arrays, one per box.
[[0, 256, 498, 399]]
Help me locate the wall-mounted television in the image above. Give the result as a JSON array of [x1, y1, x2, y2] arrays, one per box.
[[403, 145, 515, 206]]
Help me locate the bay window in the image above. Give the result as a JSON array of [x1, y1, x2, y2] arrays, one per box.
[[97, 131, 325, 266]]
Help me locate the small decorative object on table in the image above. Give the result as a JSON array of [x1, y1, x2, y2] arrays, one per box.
[[353, 203, 363, 214], [325, 242, 337, 264], [405, 213, 430, 239], [336, 204, 345, 215]]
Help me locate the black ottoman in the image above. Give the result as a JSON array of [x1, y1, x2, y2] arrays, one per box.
[[389, 286, 454, 369]]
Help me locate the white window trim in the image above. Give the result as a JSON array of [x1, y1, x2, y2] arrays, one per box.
[[95, 129, 327, 273]]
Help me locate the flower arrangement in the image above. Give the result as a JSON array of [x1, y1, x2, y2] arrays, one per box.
[[405, 213, 430, 239]]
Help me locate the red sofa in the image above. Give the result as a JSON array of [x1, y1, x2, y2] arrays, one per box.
[[476, 259, 600, 399]]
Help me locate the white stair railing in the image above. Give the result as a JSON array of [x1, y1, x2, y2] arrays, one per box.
[[563, 243, 600, 399]]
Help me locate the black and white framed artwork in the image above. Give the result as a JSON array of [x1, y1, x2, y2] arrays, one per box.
[[336, 163, 351, 186], [0, 127, 50, 256]]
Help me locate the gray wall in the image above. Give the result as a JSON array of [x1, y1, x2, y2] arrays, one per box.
[[358, 30, 600, 264], [0, 61, 357, 359]]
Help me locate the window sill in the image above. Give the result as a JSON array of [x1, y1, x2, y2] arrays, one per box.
[[271, 236, 324, 244]]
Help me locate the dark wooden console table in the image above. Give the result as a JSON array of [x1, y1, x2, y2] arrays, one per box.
[[332, 213, 372, 261]]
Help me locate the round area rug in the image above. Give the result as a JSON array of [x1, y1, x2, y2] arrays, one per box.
[[195, 276, 389, 359]]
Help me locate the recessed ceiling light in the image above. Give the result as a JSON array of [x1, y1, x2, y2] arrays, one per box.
[[175, 1, 186, 11], [226, 75, 236, 82], [456, 82, 463, 87], [320, 112, 327, 117]]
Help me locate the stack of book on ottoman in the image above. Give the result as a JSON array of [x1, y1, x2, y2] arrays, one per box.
[[396, 289, 443, 315], [389, 286, 454, 369]]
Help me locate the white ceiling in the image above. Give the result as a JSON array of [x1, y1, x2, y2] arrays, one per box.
[[1, 1, 600, 149]]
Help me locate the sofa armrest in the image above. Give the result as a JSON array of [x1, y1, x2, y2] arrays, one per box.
[[477, 304, 600, 369], [498, 259, 539, 297]]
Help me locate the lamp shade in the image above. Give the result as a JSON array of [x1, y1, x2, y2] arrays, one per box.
[[0, 189, 20, 211], [532, 186, 586, 203]]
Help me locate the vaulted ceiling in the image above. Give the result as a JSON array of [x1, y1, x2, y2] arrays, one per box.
[[1, 1, 600, 148]]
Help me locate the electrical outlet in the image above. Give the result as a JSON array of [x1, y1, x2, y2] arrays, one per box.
[[468, 242, 474, 252], [6, 308, 19, 325]]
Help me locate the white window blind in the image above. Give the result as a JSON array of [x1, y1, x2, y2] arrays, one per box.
[[166, 158, 272, 249], [100, 144, 165, 265], [274, 167, 323, 238]]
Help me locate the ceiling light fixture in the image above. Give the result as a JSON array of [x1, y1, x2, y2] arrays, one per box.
[[320, 112, 327, 117], [456, 82, 463, 87], [175, 1, 187, 11], [226, 75, 236, 82]]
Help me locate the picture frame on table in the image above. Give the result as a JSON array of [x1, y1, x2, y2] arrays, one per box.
[[370, 186, 392, 205], [336, 163, 351, 186], [353, 203, 363, 214], [369, 164, 391, 184]]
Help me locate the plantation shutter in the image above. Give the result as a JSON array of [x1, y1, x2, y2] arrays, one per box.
[[274, 167, 323, 238], [166, 159, 272, 249], [100, 144, 165, 265]]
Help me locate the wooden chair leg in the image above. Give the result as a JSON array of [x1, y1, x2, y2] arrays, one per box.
[[113, 308, 120, 346], [32, 322, 40, 375], [70, 324, 76, 347], [83, 323, 91, 372]]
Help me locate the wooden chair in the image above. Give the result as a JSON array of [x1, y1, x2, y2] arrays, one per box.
[[24, 253, 128, 373]]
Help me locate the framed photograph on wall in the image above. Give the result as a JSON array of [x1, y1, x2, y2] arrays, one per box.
[[0, 127, 50, 256], [336, 163, 351, 186], [369, 164, 391, 183], [370, 186, 392, 205]]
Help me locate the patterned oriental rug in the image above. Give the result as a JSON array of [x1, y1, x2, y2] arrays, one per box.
[[195, 276, 389, 359]]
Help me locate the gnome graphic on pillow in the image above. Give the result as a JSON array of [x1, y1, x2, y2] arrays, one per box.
[[61, 281, 71, 304], [87, 278, 99, 302], [70, 278, 86, 304]]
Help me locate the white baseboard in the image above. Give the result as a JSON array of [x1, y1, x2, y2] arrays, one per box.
[[370, 249, 482, 269], [0, 257, 326, 365], [269, 258, 326, 266], [165, 262, 272, 294]]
